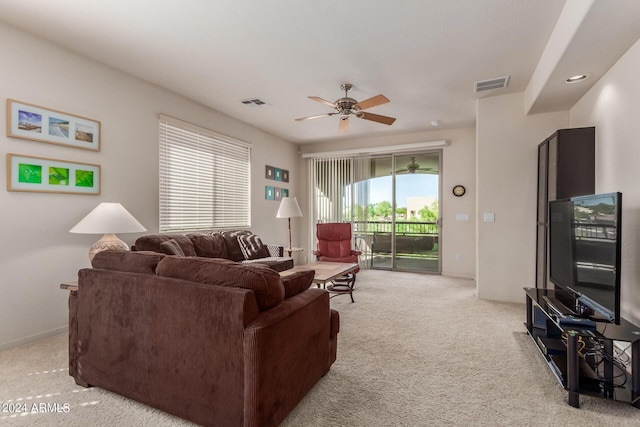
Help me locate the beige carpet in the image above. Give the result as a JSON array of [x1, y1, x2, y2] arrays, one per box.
[[2, 270, 639, 426]]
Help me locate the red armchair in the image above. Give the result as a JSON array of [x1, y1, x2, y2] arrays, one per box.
[[313, 223, 362, 301]]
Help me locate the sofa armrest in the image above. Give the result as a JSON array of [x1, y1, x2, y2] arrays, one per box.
[[244, 288, 329, 336], [243, 288, 335, 425], [266, 243, 284, 257]]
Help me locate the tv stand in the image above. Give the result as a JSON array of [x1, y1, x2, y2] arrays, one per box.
[[541, 295, 574, 317], [524, 287, 640, 408]]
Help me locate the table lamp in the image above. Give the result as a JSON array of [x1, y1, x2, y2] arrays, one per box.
[[276, 196, 302, 257], [70, 202, 147, 261]]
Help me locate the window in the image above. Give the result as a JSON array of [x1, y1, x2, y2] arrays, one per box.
[[159, 115, 251, 232]]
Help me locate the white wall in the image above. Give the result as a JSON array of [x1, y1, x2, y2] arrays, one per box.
[[570, 38, 640, 325], [476, 92, 567, 302], [0, 23, 299, 350], [299, 127, 477, 278]]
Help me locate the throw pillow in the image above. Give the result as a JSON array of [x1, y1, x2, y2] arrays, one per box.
[[189, 233, 228, 258], [134, 234, 197, 256], [281, 270, 315, 298], [222, 230, 253, 261], [159, 239, 186, 256], [238, 234, 270, 260]]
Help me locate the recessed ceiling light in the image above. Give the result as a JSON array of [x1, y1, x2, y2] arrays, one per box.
[[565, 74, 590, 84]]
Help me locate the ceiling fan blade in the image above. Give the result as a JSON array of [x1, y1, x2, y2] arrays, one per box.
[[338, 117, 350, 132], [359, 112, 396, 126], [295, 113, 336, 121], [354, 94, 390, 110], [308, 96, 336, 109]]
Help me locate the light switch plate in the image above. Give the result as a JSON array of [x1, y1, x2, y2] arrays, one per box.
[[483, 213, 495, 222], [456, 213, 469, 221]]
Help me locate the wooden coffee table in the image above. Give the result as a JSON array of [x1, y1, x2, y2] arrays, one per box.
[[281, 261, 359, 302]]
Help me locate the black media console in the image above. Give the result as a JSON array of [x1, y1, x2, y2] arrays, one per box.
[[524, 287, 640, 408]]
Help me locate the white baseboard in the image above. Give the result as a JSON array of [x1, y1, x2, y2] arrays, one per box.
[[442, 272, 475, 281], [0, 325, 68, 352]]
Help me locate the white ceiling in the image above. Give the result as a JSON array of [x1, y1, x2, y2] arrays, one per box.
[[1, 0, 640, 144]]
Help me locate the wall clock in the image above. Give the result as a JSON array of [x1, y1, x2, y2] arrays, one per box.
[[452, 185, 466, 197]]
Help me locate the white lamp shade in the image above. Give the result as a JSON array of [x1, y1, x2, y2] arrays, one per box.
[[70, 202, 147, 234], [276, 197, 302, 219]]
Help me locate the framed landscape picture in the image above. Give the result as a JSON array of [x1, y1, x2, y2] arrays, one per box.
[[6, 153, 101, 195], [6, 99, 101, 151]]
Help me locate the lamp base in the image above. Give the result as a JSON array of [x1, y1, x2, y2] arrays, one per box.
[[89, 233, 129, 262]]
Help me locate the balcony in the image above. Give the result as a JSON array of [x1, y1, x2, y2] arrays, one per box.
[[352, 220, 439, 272]]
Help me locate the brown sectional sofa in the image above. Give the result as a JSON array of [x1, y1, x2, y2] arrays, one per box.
[[133, 230, 294, 272], [68, 250, 339, 427]]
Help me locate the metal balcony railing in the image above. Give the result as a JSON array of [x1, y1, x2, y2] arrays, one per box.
[[352, 220, 438, 236], [352, 220, 438, 255]]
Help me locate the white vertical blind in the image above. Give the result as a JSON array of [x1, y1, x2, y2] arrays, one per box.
[[308, 156, 365, 252], [159, 115, 251, 232], [310, 156, 353, 224]]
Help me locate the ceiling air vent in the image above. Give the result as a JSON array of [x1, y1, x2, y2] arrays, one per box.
[[474, 76, 510, 93], [241, 98, 267, 106]]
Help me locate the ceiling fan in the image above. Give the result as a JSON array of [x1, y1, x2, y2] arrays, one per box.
[[295, 83, 396, 132], [395, 157, 434, 174]]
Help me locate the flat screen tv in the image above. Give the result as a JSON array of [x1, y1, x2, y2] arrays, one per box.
[[548, 192, 622, 324]]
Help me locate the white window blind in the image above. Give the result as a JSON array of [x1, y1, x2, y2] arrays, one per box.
[[159, 115, 251, 232]]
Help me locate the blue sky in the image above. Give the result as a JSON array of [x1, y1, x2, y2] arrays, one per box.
[[369, 174, 438, 207], [18, 110, 41, 125]]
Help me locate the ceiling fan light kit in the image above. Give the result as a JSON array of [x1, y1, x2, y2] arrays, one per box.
[[296, 83, 396, 132]]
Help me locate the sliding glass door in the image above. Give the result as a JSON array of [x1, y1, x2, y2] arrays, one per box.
[[310, 151, 441, 274], [392, 153, 440, 272]]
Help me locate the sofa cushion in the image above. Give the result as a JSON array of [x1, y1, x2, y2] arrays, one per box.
[[190, 233, 228, 258], [134, 234, 197, 257], [159, 239, 186, 256], [156, 256, 285, 311], [241, 257, 294, 272], [238, 234, 270, 260], [222, 230, 252, 262], [281, 270, 315, 298], [91, 250, 166, 275]]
